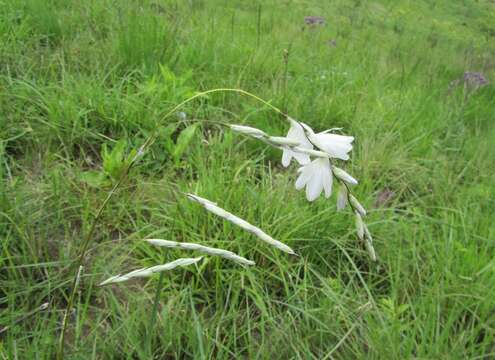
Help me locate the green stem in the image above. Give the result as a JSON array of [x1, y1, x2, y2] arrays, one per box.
[[148, 270, 166, 356], [56, 87, 286, 359]]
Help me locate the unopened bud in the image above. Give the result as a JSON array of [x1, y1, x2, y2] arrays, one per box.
[[230, 125, 267, 139], [355, 212, 365, 240], [349, 195, 366, 217], [332, 166, 358, 185]]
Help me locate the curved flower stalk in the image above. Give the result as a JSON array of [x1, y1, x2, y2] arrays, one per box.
[[99, 257, 203, 286], [146, 239, 255, 266], [186, 193, 295, 255]]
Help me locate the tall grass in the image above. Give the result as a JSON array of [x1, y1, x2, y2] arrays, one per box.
[[1, 0, 494, 358]]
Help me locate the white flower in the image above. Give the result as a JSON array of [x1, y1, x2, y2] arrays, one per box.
[[281, 118, 313, 167], [282, 117, 354, 164], [295, 157, 333, 201], [307, 131, 354, 161]]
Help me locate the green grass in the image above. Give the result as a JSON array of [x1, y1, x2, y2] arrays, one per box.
[[1, 0, 495, 358]]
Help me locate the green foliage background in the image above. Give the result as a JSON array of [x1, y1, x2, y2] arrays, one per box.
[[1, 0, 494, 358]]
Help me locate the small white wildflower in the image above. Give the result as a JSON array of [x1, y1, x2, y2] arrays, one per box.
[[99, 257, 202, 286], [336, 185, 348, 211], [177, 111, 187, 120], [307, 131, 354, 161], [230, 125, 267, 139], [281, 118, 313, 167], [349, 195, 366, 217], [283, 117, 354, 161], [146, 239, 255, 266], [332, 166, 358, 186], [295, 157, 333, 201], [187, 194, 295, 255]]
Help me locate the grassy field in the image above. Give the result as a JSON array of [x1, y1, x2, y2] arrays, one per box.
[[1, 0, 495, 358]]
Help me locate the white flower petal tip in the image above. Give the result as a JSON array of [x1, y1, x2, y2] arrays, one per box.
[[146, 239, 255, 266], [186, 193, 295, 255], [349, 195, 366, 217], [332, 166, 358, 185], [99, 257, 202, 286], [281, 118, 314, 167], [295, 158, 333, 202], [308, 132, 354, 160], [230, 125, 267, 139], [267, 136, 301, 147]]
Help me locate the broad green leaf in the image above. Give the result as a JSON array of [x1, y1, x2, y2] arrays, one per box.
[[172, 123, 198, 163]]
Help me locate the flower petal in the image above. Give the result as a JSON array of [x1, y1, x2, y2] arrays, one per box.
[[281, 118, 314, 166], [306, 174, 323, 201], [310, 133, 354, 160], [282, 149, 292, 167]]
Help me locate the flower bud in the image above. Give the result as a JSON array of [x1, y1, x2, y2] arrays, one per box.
[[332, 166, 358, 185], [349, 195, 366, 217], [355, 212, 365, 240], [230, 125, 267, 139], [365, 239, 377, 261]]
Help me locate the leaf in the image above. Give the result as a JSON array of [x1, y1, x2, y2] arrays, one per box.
[[172, 123, 198, 163], [79, 170, 109, 188], [102, 140, 127, 180], [159, 123, 178, 155]]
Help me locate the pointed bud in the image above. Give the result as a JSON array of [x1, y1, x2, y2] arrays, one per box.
[[230, 125, 267, 139], [349, 195, 366, 217], [363, 223, 373, 243], [332, 166, 358, 185], [365, 239, 377, 261], [355, 212, 365, 240]]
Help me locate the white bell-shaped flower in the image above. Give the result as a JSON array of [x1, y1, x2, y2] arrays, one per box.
[[307, 130, 354, 161], [295, 157, 333, 201], [281, 118, 313, 167]]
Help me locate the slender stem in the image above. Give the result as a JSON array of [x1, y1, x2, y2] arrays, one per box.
[[148, 270, 166, 356], [56, 87, 286, 359]]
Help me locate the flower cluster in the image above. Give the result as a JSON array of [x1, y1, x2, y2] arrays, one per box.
[[231, 117, 377, 260], [101, 116, 377, 288]]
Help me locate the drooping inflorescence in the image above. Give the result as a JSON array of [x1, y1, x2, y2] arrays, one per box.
[[230, 116, 377, 261]]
